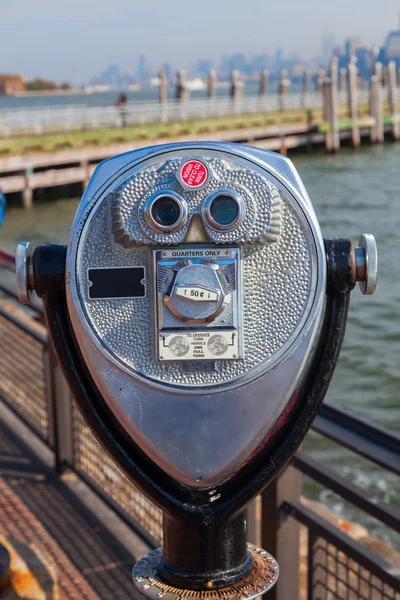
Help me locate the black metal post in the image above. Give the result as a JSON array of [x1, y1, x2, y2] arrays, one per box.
[[157, 510, 252, 590]]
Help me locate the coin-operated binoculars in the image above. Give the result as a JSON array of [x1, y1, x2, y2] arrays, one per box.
[[16, 142, 377, 598]]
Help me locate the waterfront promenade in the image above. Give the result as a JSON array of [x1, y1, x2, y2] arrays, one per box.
[[1, 59, 400, 207]]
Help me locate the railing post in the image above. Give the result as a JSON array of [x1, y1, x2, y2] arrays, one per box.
[[261, 466, 301, 600], [348, 58, 360, 147], [43, 344, 73, 474], [307, 531, 316, 600], [388, 60, 399, 140]]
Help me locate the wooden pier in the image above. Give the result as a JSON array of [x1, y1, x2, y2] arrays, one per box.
[[0, 59, 399, 208]]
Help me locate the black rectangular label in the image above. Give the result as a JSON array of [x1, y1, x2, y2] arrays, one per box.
[[87, 267, 146, 300]]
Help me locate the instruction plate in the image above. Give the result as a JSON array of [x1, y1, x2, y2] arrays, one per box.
[[158, 330, 239, 361]]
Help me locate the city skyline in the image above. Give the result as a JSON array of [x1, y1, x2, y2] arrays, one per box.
[[1, 0, 399, 83]]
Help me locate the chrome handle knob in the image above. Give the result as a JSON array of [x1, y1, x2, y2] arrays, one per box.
[[355, 233, 378, 295], [15, 242, 35, 305]]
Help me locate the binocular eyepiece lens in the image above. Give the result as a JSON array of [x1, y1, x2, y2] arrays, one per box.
[[210, 194, 240, 226], [152, 196, 181, 227], [144, 191, 187, 233], [202, 189, 244, 231]]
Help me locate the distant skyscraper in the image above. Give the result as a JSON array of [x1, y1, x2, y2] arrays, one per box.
[[194, 59, 214, 76], [385, 30, 400, 66], [137, 55, 149, 82], [274, 48, 284, 69], [344, 37, 363, 59], [321, 32, 335, 64]]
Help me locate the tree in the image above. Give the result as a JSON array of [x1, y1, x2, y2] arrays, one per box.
[[27, 78, 58, 91]]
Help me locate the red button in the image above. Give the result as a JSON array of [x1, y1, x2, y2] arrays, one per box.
[[180, 160, 208, 188]]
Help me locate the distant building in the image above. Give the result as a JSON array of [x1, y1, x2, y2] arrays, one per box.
[[344, 37, 363, 58], [136, 55, 149, 83], [292, 64, 306, 77], [333, 37, 374, 79], [384, 30, 400, 65], [0, 74, 26, 95]]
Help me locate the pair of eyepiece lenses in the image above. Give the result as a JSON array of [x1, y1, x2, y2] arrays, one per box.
[[145, 189, 242, 233]]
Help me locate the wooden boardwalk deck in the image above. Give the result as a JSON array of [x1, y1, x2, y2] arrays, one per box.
[[0, 403, 150, 599]]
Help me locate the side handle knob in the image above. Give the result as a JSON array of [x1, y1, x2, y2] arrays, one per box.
[[16, 242, 35, 305], [355, 233, 377, 295]]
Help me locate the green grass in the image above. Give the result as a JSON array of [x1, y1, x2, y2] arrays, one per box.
[[0, 102, 381, 157], [0, 109, 315, 157]]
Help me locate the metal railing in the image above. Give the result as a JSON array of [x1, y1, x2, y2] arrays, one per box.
[[0, 92, 326, 137], [0, 248, 399, 599]]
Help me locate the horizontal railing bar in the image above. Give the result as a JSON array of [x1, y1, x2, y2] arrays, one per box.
[[282, 501, 400, 592], [0, 249, 15, 271], [292, 451, 400, 532], [0, 304, 47, 344], [312, 402, 400, 476]]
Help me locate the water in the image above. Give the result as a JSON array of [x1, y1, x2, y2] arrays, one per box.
[[0, 144, 399, 548], [0, 81, 302, 111]]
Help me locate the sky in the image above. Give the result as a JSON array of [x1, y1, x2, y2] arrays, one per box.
[[0, 0, 398, 83]]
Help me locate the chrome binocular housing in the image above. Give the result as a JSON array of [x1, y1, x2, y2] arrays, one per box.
[[16, 142, 377, 598]]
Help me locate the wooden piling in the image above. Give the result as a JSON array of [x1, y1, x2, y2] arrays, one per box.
[[370, 63, 384, 143], [175, 70, 189, 102], [81, 159, 90, 189], [259, 69, 269, 96], [159, 66, 167, 104], [23, 167, 33, 209], [374, 62, 383, 86], [329, 59, 340, 151], [207, 70, 217, 99], [278, 69, 290, 111], [323, 78, 333, 152], [230, 70, 244, 113], [388, 60, 399, 140], [339, 68, 347, 91], [159, 66, 168, 123], [316, 69, 325, 92], [347, 60, 360, 147], [383, 66, 390, 89]]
